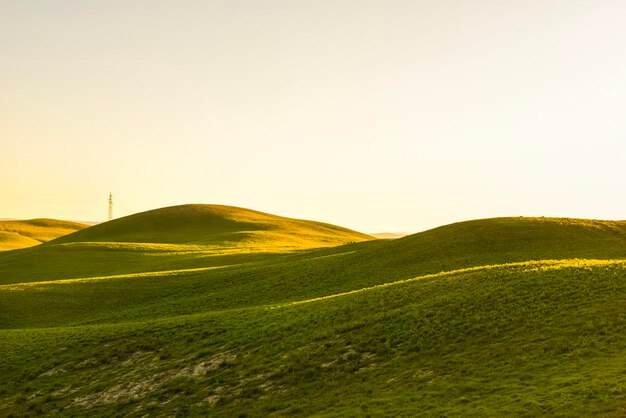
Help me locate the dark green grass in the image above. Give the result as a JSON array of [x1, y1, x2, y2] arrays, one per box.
[[0, 241, 385, 328], [2, 261, 626, 416], [0, 241, 290, 285]]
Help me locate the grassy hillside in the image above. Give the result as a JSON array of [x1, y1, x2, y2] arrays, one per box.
[[0, 219, 87, 251], [3, 260, 626, 416], [0, 231, 40, 251], [0, 205, 372, 284], [2, 216, 626, 326], [357, 216, 626, 277], [3, 215, 626, 286], [2, 213, 626, 416], [50, 204, 372, 248]]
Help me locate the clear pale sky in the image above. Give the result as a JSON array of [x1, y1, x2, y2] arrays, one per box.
[[2, 1, 626, 233]]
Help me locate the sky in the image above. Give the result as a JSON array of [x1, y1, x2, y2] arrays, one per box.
[[2, 0, 626, 233]]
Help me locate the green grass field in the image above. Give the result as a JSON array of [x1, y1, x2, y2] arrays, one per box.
[[2, 205, 626, 416]]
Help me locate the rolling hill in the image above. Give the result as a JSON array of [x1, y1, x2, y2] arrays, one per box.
[[0, 218, 88, 251], [0, 205, 373, 284], [3, 216, 626, 324], [354, 216, 626, 277], [50, 204, 372, 248], [2, 210, 626, 416]]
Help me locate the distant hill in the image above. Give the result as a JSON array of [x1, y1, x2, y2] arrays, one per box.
[[50, 204, 373, 249], [0, 219, 88, 251], [0, 204, 374, 284], [370, 216, 626, 271]]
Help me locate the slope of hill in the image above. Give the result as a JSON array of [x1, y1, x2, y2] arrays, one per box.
[[2, 259, 626, 416], [357, 216, 626, 276], [3, 216, 626, 327], [3, 213, 626, 416], [0, 219, 88, 251]]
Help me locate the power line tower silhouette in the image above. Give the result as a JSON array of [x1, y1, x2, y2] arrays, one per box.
[[108, 193, 113, 221]]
